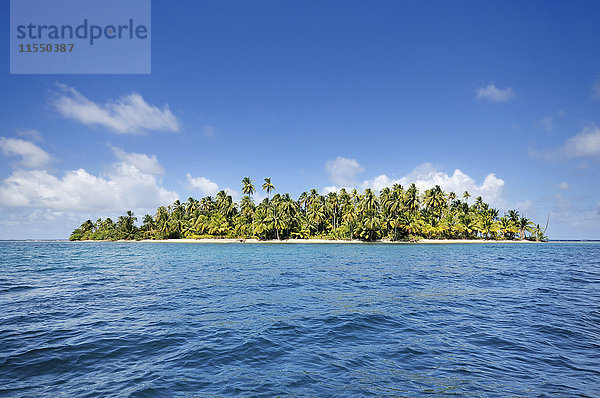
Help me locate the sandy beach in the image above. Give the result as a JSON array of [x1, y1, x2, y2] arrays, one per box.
[[73, 238, 539, 244]]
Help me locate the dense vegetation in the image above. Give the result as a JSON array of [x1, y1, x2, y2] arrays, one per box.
[[70, 177, 547, 242]]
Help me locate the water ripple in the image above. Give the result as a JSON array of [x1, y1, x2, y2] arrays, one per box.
[[0, 241, 599, 396]]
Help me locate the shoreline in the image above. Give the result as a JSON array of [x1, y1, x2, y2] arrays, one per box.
[[69, 238, 542, 244]]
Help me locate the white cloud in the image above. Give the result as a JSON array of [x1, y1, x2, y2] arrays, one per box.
[[17, 128, 43, 142], [515, 200, 532, 211], [0, 165, 177, 212], [324, 163, 506, 207], [323, 186, 340, 195], [358, 163, 506, 207], [186, 174, 219, 197], [27, 209, 65, 222], [51, 84, 179, 134], [0, 146, 178, 238], [476, 82, 515, 102], [223, 187, 241, 203], [0, 137, 53, 169], [0, 144, 177, 212], [325, 156, 364, 186], [0, 207, 84, 239], [250, 191, 267, 203], [541, 194, 600, 239], [537, 116, 554, 131], [558, 182, 570, 190], [530, 125, 600, 161], [111, 146, 165, 175], [564, 126, 600, 158], [185, 174, 238, 200], [360, 174, 401, 192]]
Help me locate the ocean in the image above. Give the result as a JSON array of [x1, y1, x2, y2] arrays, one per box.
[[1, 241, 598, 396]]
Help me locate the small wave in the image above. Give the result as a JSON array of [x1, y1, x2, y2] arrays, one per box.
[[0, 285, 37, 294]]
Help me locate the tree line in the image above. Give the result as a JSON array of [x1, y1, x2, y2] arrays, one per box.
[[70, 177, 547, 241]]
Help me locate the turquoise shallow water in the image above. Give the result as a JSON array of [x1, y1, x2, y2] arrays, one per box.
[[0, 242, 599, 396]]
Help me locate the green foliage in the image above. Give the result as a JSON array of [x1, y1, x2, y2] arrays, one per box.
[[69, 180, 546, 242], [69, 228, 85, 241]]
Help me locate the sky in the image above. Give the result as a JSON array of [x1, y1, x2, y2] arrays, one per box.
[[1, 0, 599, 240]]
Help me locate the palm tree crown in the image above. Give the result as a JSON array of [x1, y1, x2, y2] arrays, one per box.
[[242, 177, 256, 196], [262, 178, 275, 201]]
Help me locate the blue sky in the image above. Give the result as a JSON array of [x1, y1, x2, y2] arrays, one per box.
[[1, 0, 599, 239]]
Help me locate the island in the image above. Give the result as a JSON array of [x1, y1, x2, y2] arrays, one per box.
[[69, 178, 547, 242]]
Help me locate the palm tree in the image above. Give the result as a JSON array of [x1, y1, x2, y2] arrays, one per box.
[[168, 208, 185, 238], [342, 203, 358, 239], [185, 197, 199, 216], [208, 213, 229, 237], [308, 189, 319, 206], [170, 200, 182, 214], [298, 191, 308, 213], [448, 191, 456, 203], [80, 220, 95, 233], [360, 189, 378, 213], [262, 178, 275, 201], [439, 213, 459, 238], [424, 185, 445, 220], [478, 213, 498, 239], [397, 213, 423, 239], [326, 192, 340, 229], [240, 195, 255, 222], [459, 214, 476, 239], [405, 184, 420, 214], [518, 216, 534, 240], [499, 216, 516, 240], [117, 210, 137, 239], [270, 194, 282, 240], [200, 196, 214, 213], [242, 177, 256, 196], [532, 224, 547, 242], [350, 189, 360, 205], [192, 213, 210, 235], [142, 214, 155, 237], [360, 211, 381, 241], [474, 196, 484, 211], [155, 206, 170, 238], [102, 218, 115, 230], [463, 191, 471, 203], [307, 202, 326, 234]]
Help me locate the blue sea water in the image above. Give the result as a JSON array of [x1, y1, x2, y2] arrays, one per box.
[[0, 242, 599, 397]]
